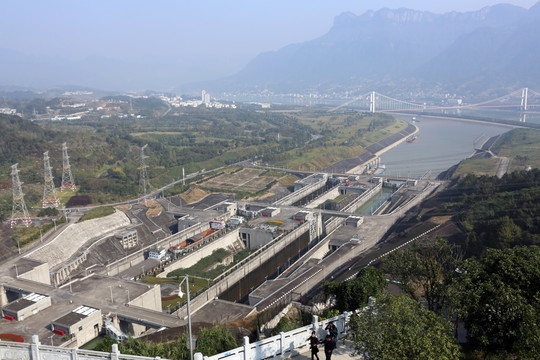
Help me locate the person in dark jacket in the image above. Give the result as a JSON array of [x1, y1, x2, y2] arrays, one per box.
[[325, 321, 338, 347], [307, 331, 320, 360], [323, 334, 336, 360]]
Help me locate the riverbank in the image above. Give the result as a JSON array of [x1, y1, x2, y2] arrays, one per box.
[[373, 123, 419, 157]]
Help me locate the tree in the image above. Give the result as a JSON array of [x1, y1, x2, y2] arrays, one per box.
[[383, 237, 462, 317], [323, 267, 386, 312], [195, 325, 237, 356], [455, 246, 540, 358], [349, 294, 460, 360]]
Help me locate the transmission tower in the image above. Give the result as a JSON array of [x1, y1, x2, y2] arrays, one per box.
[[42, 151, 60, 208], [60, 142, 76, 191], [138, 144, 151, 198], [11, 164, 32, 228]]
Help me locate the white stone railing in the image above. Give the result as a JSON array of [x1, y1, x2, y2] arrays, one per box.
[[0, 335, 168, 360], [203, 312, 351, 360]]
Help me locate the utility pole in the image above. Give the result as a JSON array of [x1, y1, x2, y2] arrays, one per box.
[[60, 142, 76, 191], [10, 163, 32, 228], [42, 151, 60, 208]]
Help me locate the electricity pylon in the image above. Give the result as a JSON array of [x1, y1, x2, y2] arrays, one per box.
[[10, 163, 32, 228], [60, 142, 76, 191], [138, 144, 151, 198], [42, 151, 60, 208]]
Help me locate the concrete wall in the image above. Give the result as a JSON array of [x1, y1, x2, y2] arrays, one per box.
[[305, 186, 339, 209], [129, 285, 162, 312], [157, 229, 241, 278], [19, 263, 51, 286]]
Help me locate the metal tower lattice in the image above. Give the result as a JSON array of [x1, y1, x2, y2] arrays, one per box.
[[138, 144, 151, 198], [42, 151, 60, 208], [10, 163, 32, 228], [60, 142, 76, 191]]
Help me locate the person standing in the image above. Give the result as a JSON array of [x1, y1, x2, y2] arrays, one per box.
[[307, 331, 320, 360], [325, 321, 338, 347], [323, 334, 336, 360]]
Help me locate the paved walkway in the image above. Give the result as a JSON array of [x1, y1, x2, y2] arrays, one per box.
[[294, 339, 359, 360]]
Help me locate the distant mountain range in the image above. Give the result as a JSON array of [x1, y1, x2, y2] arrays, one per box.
[[2, 3, 539, 94], [207, 2, 540, 94]]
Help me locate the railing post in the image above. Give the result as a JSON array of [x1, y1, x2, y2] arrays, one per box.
[[312, 314, 319, 332], [280, 331, 285, 357], [111, 343, 120, 360], [243, 336, 250, 360], [30, 335, 41, 360], [195, 352, 204, 360], [71, 347, 79, 360]]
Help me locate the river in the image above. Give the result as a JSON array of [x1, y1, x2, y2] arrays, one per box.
[[379, 115, 513, 179]]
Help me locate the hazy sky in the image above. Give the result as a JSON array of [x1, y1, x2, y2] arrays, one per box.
[[1, 0, 538, 86]]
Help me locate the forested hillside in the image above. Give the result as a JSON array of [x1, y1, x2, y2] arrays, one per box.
[[0, 109, 402, 221]]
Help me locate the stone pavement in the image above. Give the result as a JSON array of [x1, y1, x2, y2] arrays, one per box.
[[294, 339, 360, 360]]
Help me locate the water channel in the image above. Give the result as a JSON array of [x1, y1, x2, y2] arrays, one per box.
[[380, 115, 513, 179]]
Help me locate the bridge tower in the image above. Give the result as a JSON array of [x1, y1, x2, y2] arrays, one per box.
[[60, 142, 76, 191], [138, 144, 151, 198], [369, 91, 376, 113], [521, 87, 529, 112], [42, 151, 60, 208], [10, 164, 32, 228]]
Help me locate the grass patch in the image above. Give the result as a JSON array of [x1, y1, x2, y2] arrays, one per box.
[[452, 158, 501, 178], [78, 206, 115, 222], [491, 128, 540, 172], [167, 248, 231, 279]]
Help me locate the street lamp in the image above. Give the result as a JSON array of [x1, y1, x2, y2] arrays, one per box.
[[178, 276, 193, 360], [126, 289, 130, 305]]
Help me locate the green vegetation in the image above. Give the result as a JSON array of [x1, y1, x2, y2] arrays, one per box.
[[37, 207, 59, 217], [11, 216, 66, 248], [349, 294, 460, 360], [95, 335, 189, 359], [270, 307, 311, 336], [452, 157, 500, 177], [453, 128, 540, 177], [456, 246, 540, 358], [195, 325, 237, 356], [167, 248, 231, 279], [323, 267, 386, 312], [0, 106, 408, 220], [491, 128, 540, 172], [92, 325, 236, 358], [78, 206, 115, 222]]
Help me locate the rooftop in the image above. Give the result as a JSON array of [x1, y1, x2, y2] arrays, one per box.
[[53, 305, 99, 327]]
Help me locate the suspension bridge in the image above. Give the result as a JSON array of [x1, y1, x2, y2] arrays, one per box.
[[330, 88, 540, 122]]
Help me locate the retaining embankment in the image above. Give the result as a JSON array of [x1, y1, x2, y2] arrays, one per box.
[[25, 211, 130, 269]]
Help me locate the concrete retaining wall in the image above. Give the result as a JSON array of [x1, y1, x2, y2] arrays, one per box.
[[25, 211, 130, 270], [305, 185, 340, 209]]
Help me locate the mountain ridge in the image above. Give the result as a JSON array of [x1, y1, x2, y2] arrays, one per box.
[[203, 2, 539, 94]]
